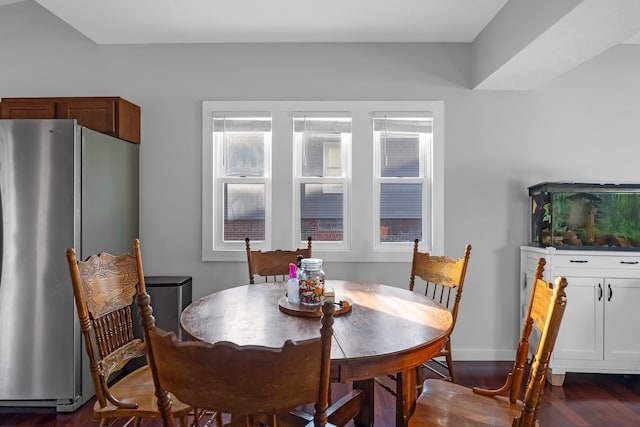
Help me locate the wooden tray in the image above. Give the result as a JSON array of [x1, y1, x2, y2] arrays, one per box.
[[278, 297, 352, 318]]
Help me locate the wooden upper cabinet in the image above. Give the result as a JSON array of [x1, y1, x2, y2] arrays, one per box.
[[0, 99, 56, 119], [0, 97, 141, 144]]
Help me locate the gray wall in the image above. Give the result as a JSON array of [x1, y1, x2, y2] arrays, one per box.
[[3, 0, 640, 359]]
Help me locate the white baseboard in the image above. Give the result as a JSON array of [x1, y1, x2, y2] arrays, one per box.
[[448, 348, 516, 361]]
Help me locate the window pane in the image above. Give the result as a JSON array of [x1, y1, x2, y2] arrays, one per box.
[[224, 183, 265, 241], [380, 183, 422, 242], [380, 133, 419, 177], [294, 114, 350, 178], [225, 133, 265, 176], [213, 114, 270, 177], [323, 141, 342, 177], [301, 133, 342, 177], [300, 183, 343, 241]]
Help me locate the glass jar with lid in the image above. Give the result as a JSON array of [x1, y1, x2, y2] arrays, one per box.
[[298, 258, 325, 305]]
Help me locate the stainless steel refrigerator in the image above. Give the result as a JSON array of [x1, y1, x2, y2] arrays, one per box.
[[0, 119, 139, 411]]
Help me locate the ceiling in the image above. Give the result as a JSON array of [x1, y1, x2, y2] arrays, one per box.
[[4, 0, 640, 89], [10, 0, 512, 44]]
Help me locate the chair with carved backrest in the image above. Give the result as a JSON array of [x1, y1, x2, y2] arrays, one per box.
[[66, 239, 199, 427], [378, 240, 472, 384], [409, 240, 472, 383], [245, 237, 312, 284], [137, 286, 337, 427], [376, 240, 471, 420], [408, 258, 569, 427]]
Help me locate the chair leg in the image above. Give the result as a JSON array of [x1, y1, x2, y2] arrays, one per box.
[[395, 372, 405, 427], [444, 340, 456, 383], [414, 365, 426, 394], [374, 375, 398, 397]]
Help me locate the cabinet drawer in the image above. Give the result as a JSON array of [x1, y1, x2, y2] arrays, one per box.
[[553, 254, 640, 269]]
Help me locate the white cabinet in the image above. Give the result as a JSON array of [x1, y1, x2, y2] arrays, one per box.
[[520, 246, 640, 386]]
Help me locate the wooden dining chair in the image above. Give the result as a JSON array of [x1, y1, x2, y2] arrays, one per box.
[[66, 239, 194, 427], [245, 236, 312, 284], [408, 258, 569, 427], [409, 240, 472, 383], [379, 240, 471, 388], [137, 288, 337, 427], [376, 241, 471, 421]]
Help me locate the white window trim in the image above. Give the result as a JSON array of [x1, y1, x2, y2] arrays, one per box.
[[202, 100, 444, 263]]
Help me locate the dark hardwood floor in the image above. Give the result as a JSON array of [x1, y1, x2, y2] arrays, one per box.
[[0, 361, 638, 426]]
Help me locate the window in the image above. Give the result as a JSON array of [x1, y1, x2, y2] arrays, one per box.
[[373, 113, 433, 247], [293, 113, 351, 247], [211, 113, 271, 247], [202, 101, 443, 262]]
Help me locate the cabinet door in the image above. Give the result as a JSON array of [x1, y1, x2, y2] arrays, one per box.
[[57, 99, 116, 135], [553, 276, 604, 361], [0, 100, 56, 119], [520, 249, 549, 330], [604, 278, 640, 361]]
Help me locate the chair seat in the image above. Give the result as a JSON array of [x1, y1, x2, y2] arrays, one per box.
[[93, 365, 191, 419], [409, 379, 537, 427]]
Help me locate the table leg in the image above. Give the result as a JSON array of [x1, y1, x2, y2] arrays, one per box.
[[396, 369, 418, 427], [352, 378, 374, 427]]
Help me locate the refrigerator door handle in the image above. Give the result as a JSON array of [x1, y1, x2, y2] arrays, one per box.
[[0, 180, 3, 284]]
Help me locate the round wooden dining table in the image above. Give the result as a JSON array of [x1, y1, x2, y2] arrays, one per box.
[[180, 279, 453, 427]]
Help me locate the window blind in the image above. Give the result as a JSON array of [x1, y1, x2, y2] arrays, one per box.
[[213, 112, 271, 132], [293, 112, 352, 133], [372, 112, 433, 133]]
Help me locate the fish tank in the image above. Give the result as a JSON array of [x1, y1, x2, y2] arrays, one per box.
[[529, 182, 640, 250]]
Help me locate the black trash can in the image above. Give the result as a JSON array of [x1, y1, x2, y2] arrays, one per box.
[[140, 276, 192, 340], [128, 276, 193, 371]]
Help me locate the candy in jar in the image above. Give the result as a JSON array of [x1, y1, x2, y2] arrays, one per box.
[[298, 258, 325, 305]]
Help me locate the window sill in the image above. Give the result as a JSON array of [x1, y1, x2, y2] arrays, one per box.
[[202, 248, 415, 263]]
